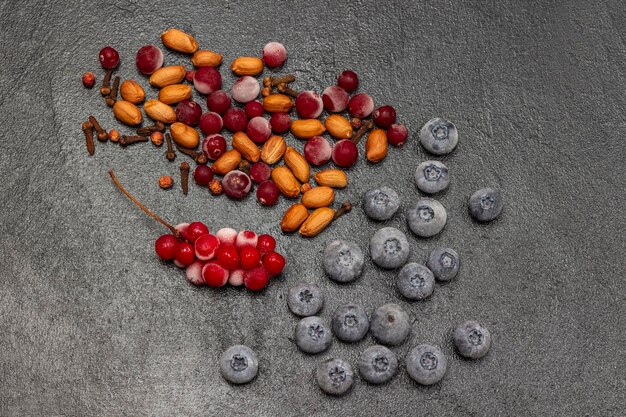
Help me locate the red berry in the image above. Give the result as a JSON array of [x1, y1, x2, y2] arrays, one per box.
[[387, 124, 408, 147], [337, 70, 359, 93], [295, 91, 323, 119], [175, 223, 190, 240], [263, 252, 285, 276], [244, 100, 265, 118], [185, 261, 206, 286], [206, 90, 232, 115], [99, 46, 119, 69], [193, 165, 214, 185], [223, 108, 248, 132], [176, 99, 202, 126], [216, 228, 238, 245], [304, 136, 332, 165], [232, 76, 261, 103], [257, 234, 276, 254], [331, 139, 359, 168], [82, 72, 95, 89], [202, 133, 227, 160], [244, 266, 270, 291], [193, 66, 222, 95], [269, 112, 291, 133], [372, 105, 397, 129], [186, 222, 209, 243], [202, 262, 229, 287], [135, 45, 163, 75], [194, 234, 220, 261], [216, 244, 240, 270], [246, 117, 271, 144], [262, 42, 287, 68], [348, 93, 374, 118], [240, 247, 261, 270], [236, 230, 258, 250], [250, 162, 271, 183], [175, 242, 195, 267], [222, 170, 252, 199], [256, 180, 280, 206], [199, 112, 223, 135], [228, 268, 245, 286], [155, 234, 178, 260], [322, 86, 349, 112]]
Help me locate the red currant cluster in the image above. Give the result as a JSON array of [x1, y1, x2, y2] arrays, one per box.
[[155, 224, 285, 291]]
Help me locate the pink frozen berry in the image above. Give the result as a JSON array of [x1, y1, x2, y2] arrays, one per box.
[[185, 261, 206, 286], [216, 228, 238, 245], [236, 230, 258, 250], [262, 42, 287, 68], [202, 262, 229, 287], [194, 234, 220, 261], [228, 268, 245, 286]]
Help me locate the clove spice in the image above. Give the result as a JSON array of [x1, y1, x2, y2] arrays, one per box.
[[351, 119, 374, 144], [333, 201, 353, 220], [165, 133, 176, 161], [81, 121, 95, 156], [264, 74, 296, 87], [105, 76, 120, 107], [136, 121, 165, 136], [277, 82, 299, 98], [100, 69, 113, 96], [180, 162, 190, 196], [176, 144, 207, 164], [119, 135, 148, 147], [88, 115, 107, 141]]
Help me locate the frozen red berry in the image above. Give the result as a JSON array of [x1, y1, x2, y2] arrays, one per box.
[[244, 266, 270, 291], [175, 223, 190, 240], [176, 99, 202, 126], [202, 262, 229, 287], [348, 93, 374, 118], [337, 70, 359, 93], [240, 247, 262, 270], [199, 112, 223, 135], [269, 112, 291, 133], [262, 42, 287, 68], [322, 86, 349, 113], [295, 91, 323, 119], [250, 162, 271, 183], [232, 76, 261, 103], [186, 222, 209, 243], [263, 252, 285, 276], [256, 180, 280, 206], [194, 234, 220, 261], [223, 108, 248, 132], [387, 124, 408, 147], [216, 244, 240, 270], [175, 242, 196, 267], [304, 136, 332, 166], [222, 170, 252, 199], [372, 105, 397, 129], [155, 234, 178, 261], [216, 228, 238, 245], [202, 133, 227, 160], [206, 90, 232, 115], [244, 100, 265, 119], [185, 261, 206, 286], [257, 234, 276, 254], [236, 230, 258, 249], [193, 66, 222, 95], [99, 46, 119, 69], [228, 269, 245, 286], [246, 117, 271, 144], [135, 45, 164, 75]]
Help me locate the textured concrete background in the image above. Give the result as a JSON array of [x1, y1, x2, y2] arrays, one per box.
[[1, 0, 625, 415]]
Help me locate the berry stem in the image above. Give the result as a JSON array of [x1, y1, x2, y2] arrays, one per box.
[[108, 170, 180, 237]]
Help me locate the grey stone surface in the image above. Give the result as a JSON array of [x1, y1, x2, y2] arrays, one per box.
[[1, 0, 625, 415]]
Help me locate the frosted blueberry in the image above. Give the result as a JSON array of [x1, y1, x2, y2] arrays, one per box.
[[397, 263, 435, 300], [453, 320, 491, 359], [294, 316, 332, 354], [323, 240, 364, 283], [287, 283, 324, 317], [427, 247, 460, 281], [358, 345, 398, 384], [331, 304, 369, 343], [415, 161, 450, 194], [369, 227, 410, 269], [406, 344, 447, 385], [407, 198, 447, 237], [315, 358, 354, 396], [370, 304, 410, 346], [219, 345, 258, 384], [363, 186, 400, 221], [469, 188, 503, 222], [420, 118, 458, 155]]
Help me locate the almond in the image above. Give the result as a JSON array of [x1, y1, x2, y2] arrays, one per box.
[[158, 84, 192, 105], [262, 94, 293, 113], [144, 100, 177, 124], [260, 135, 286, 165], [314, 169, 348, 189], [271, 166, 300, 198], [212, 150, 242, 175], [301, 186, 335, 209], [232, 132, 261, 162], [170, 122, 199, 148], [281, 203, 310, 233], [366, 129, 388, 163], [284, 147, 310, 183], [231, 57, 264, 76], [112, 100, 142, 126], [149, 66, 186, 88], [191, 50, 222, 67], [161, 28, 198, 54], [325, 114, 353, 139], [299, 207, 335, 238], [119, 80, 145, 104], [290, 119, 326, 139]]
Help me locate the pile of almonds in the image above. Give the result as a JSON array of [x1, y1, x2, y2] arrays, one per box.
[[82, 28, 409, 238]]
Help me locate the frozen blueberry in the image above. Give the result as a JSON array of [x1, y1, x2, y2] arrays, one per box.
[[406, 344, 447, 385], [420, 118, 458, 155], [370, 303, 410, 346], [331, 304, 369, 343], [358, 345, 398, 384], [287, 283, 324, 317], [415, 161, 450, 194], [315, 358, 354, 396], [294, 316, 332, 354], [363, 186, 400, 221], [397, 263, 435, 300], [369, 227, 410, 269], [426, 247, 460, 282], [407, 198, 447, 237], [469, 187, 503, 222], [219, 345, 258, 384], [453, 320, 492, 359], [323, 240, 364, 283]]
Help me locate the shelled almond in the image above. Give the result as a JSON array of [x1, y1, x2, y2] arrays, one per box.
[[119, 80, 145, 104], [290, 119, 326, 139], [365, 129, 388, 163], [170, 122, 199, 148], [299, 207, 335, 238], [313, 170, 348, 188], [149, 66, 186, 88], [161, 29, 198, 54], [271, 166, 300, 198], [261, 135, 286, 165], [158, 84, 192, 105], [284, 147, 310, 183], [281, 203, 309, 233], [301, 186, 335, 209], [232, 132, 261, 162], [144, 100, 177, 124], [212, 150, 242, 175], [112, 101, 142, 126], [231, 57, 264, 76], [191, 50, 222, 67]]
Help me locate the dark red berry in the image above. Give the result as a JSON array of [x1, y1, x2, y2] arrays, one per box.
[[186, 222, 209, 243], [244, 266, 270, 291], [206, 90, 231, 115], [256, 180, 280, 206], [250, 162, 271, 183], [155, 234, 178, 260], [387, 124, 409, 147], [223, 108, 248, 132], [175, 242, 195, 267], [269, 112, 291, 133], [244, 100, 265, 119], [263, 252, 285, 276], [99, 46, 119, 69], [256, 234, 276, 254], [216, 244, 240, 270], [240, 247, 261, 270], [372, 105, 397, 129], [337, 70, 358, 93], [193, 165, 214, 185]]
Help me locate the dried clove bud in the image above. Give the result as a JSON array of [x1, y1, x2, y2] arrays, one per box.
[[100, 69, 113, 96], [105, 76, 120, 106], [180, 162, 190, 195], [264, 74, 296, 87], [351, 119, 374, 144], [81, 121, 95, 156], [277, 82, 299, 98], [88, 115, 107, 141], [165, 133, 176, 161], [175, 144, 207, 164], [119, 135, 148, 147], [136, 121, 166, 136]]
